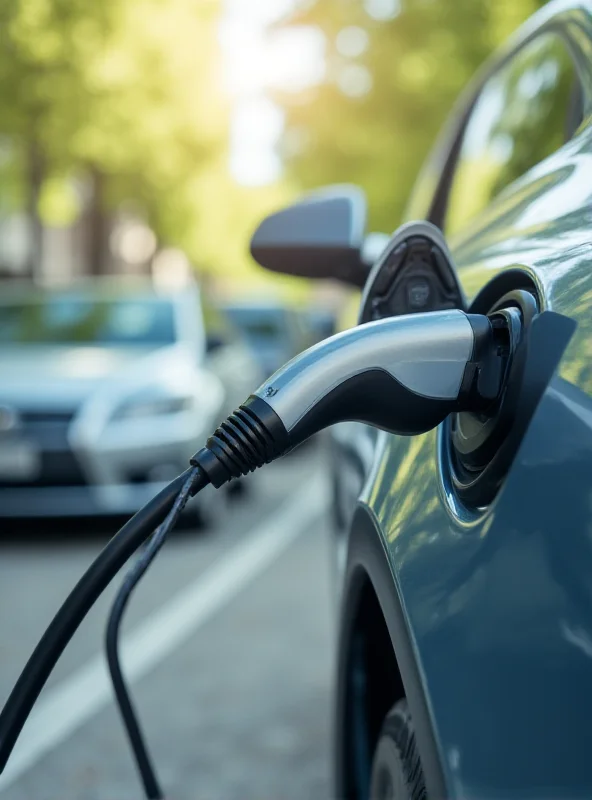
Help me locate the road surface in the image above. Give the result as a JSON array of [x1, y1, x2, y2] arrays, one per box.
[[0, 442, 334, 799]]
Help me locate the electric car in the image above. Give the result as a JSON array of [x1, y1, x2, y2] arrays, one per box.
[[0, 281, 257, 521], [251, 2, 592, 797]]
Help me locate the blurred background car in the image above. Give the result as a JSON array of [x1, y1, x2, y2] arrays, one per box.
[[306, 307, 336, 342], [0, 280, 260, 523], [201, 294, 266, 416], [222, 300, 316, 375]]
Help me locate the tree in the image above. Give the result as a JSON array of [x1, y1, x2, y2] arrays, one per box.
[[0, 0, 257, 281], [0, 0, 110, 276], [273, 0, 544, 235]]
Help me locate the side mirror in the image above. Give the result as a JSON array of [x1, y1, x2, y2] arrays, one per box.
[[250, 185, 370, 288]]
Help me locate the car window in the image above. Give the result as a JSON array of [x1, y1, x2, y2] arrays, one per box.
[[445, 34, 581, 237], [0, 296, 176, 346], [224, 307, 286, 343]]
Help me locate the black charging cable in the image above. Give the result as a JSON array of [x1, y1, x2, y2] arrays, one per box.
[[105, 467, 203, 800], [0, 466, 209, 777]]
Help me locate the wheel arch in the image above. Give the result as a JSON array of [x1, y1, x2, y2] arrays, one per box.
[[334, 503, 447, 800]]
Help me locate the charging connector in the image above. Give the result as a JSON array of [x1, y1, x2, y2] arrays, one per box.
[[192, 309, 509, 487]]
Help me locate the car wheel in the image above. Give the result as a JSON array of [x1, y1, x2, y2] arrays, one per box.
[[195, 484, 224, 529], [178, 485, 220, 531], [369, 699, 427, 800], [226, 478, 247, 498]]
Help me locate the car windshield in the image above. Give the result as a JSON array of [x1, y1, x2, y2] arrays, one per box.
[[0, 296, 177, 346]]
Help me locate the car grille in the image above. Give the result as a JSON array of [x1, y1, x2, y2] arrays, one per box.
[[0, 409, 87, 488], [19, 410, 77, 425]]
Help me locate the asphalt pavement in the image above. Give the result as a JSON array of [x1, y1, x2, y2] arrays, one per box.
[[0, 441, 335, 799]]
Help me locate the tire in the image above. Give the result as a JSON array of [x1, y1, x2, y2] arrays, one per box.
[[182, 481, 241, 529], [194, 483, 224, 529], [179, 485, 220, 531], [226, 478, 247, 498], [369, 699, 427, 800]]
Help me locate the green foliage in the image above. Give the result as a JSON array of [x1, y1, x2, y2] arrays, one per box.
[[275, 0, 545, 235], [0, 0, 288, 284], [0, 0, 554, 291]]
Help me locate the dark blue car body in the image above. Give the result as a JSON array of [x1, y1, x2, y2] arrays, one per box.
[[333, 2, 592, 797]]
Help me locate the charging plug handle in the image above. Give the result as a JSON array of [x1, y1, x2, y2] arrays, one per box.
[[192, 309, 510, 487]]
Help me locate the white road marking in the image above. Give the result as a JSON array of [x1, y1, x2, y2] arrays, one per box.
[[0, 475, 329, 792]]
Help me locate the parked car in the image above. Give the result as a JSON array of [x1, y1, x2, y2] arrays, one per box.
[[250, 2, 592, 797], [307, 308, 336, 342], [201, 294, 265, 418], [0, 280, 259, 522], [222, 301, 314, 376]]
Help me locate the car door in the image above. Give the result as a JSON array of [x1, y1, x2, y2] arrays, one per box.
[[354, 5, 592, 798]]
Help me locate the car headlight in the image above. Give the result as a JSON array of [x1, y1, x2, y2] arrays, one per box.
[[111, 395, 193, 421]]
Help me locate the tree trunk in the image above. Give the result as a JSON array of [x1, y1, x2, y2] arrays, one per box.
[[87, 169, 108, 275], [25, 141, 44, 283]]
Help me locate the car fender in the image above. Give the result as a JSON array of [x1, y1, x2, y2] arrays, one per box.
[[334, 501, 446, 799]]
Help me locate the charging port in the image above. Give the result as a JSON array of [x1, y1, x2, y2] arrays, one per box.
[[443, 286, 575, 507]]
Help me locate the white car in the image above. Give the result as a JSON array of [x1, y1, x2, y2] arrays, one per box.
[[0, 281, 259, 521]]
